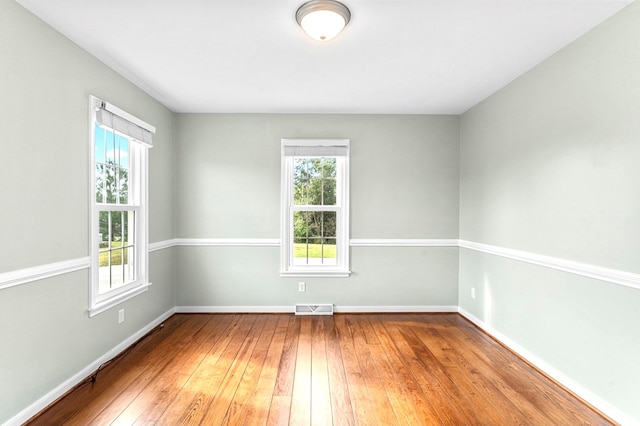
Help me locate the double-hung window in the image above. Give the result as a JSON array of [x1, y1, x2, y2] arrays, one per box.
[[281, 139, 350, 277], [89, 96, 154, 316]]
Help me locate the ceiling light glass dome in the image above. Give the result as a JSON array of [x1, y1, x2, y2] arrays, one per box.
[[296, 0, 351, 41]]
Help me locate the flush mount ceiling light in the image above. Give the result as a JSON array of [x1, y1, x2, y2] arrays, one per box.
[[296, 0, 351, 41]]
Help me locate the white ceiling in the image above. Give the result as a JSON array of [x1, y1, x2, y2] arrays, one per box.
[[17, 0, 632, 114]]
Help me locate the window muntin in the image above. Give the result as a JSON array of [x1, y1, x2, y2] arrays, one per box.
[[281, 139, 349, 277], [89, 96, 154, 316]]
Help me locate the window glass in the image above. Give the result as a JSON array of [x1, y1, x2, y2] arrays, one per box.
[[293, 210, 337, 265], [294, 158, 337, 206]]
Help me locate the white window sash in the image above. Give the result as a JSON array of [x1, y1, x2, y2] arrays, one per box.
[[291, 205, 339, 212], [280, 139, 350, 277], [89, 96, 152, 316]]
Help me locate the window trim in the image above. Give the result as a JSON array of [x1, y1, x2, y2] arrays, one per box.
[[280, 139, 350, 277], [88, 96, 154, 317]]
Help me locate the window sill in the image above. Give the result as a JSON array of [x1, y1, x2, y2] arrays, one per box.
[[280, 269, 351, 278], [88, 282, 152, 317]]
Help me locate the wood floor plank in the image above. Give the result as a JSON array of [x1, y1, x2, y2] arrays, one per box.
[[222, 315, 280, 425], [380, 315, 483, 425], [348, 315, 399, 425], [91, 314, 218, 425], [332, 315, 380, 426], [244, 315, 291, 426], [441, 314, 610, 425], [27, 313, 615, 426], [407, 320, 518, 425], [195, 315, 267, 425], [310, 316, 332, 425], [158, 314, 258, 425], [387, 315, 483, 425], [363, 315, 443, 425], [322, 315, 355, 426], [267, 395, 292, 426], [273, 316, 300, 397], [357, 316, 416, 425], [289, 316, 312, 425], [129, 314, 237, 425], [421, 315, 551, 424]]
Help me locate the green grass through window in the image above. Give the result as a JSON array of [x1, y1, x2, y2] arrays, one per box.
[[294, 243, 336, 259], [98, 241, 130, 267]]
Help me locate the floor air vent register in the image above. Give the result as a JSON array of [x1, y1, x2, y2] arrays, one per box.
[[294, 304, 334, 315]]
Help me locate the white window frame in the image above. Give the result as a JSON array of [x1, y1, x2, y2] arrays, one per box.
[[280, 139, 350, 277], [89, 96, 154, 316]]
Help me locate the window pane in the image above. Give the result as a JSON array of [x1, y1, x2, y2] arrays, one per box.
[[292, 211, 337, 265], [320, 158, 336, 206], [320, 158, 336, 179], [293, 157, 337, 206], [97, 210, 136, 293], [99, 211, 109, 247], [118, 136, 129, 168], [96, 164, 106, 203], [293, 158, 310, 205], [322, 178, 336, 205], [95, 125, 131, 206], [122, 210, 135, 246], [320, 240, 337, 265], [115, 135, 129, 204], [293, 211, 309, 240], [111, 211, 123, 244], [118, 168, 129, 204], [103, 165, 118, 204], [110, 249, 124, 286], [122, 246, 135, 283], [95, 124, 106, 164], [105, 129, 115, 163], [322, 211, 336, 240], [98, 255, 111, 293]]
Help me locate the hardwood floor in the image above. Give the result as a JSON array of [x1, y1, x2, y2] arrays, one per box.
[[27, 313, 612, 425]]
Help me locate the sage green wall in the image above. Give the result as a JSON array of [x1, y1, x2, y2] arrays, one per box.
[[5, 0, 639, 421], [174, 114, 460, 307], [0, 1, 175, 423], [459, 2, 640, 422]]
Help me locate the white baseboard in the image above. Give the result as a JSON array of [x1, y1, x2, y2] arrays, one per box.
[[5, 308, 176, 426], [174, 305, 458, 314], [175, 305, 294, 313], [458, 307, 638, 426], [334, 305, 458, 313]]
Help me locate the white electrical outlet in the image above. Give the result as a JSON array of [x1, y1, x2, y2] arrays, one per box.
[[118, 309, 125, 324], [471, 288, 476, 299], [298, 282, 306, 292]]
